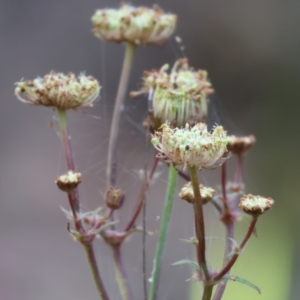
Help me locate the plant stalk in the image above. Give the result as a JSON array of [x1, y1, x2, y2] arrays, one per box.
[[112, 246, 134, 300], [202, 285, 214, 300], [84, 243, 110, 300], [149, 164, 178, 300], [106, 42, 136, 188], [57, 108, 82, 231], [57, 108, 109, 300], [212, 222, 234, 300], [213, 216, 258, 282], [213, 162, 235, 300], [188, 166, 210, 281]]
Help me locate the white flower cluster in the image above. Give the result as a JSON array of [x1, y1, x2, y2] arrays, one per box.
[[15, 72, 100, 110], [132, 59, 213, 127], [91, 4, 177, 46], [151, 123, 229, 169], [239, 194, 274, 215]]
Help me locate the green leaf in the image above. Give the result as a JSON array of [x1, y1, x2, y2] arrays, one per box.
[[221, 275, 261, 294], [172, 259, 200, 273]]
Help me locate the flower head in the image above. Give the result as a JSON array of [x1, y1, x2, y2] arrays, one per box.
[[227, 135, 256, 155], [131, 58, 213, 128], [55, 171, 81, 192], [104, 187, 125, 210], [239, 194, 274, 216], [91, 4, 177, 46], [151, 123, 228, 169], [15, 72, 100, 110], [179, 182, 215, 204]]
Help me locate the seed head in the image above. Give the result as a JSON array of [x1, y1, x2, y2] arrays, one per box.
[[151, 123, 228, 169], [91, 4, 177, 46], [131, 58, 213, 128], [179, 182, 215, 204], [104, 187, 125, 210], [227, 135, 256, 155], [55, 171, 81, 192], [239, 194, 274, 216], [15, 72, 100, 110]]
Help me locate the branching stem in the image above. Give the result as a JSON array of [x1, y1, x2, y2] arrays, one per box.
[[57, 108, 109, 300], [213, 216, 258, 282]]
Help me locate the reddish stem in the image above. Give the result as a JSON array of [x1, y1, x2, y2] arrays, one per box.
[[84, 243, 110, 300], [235, 154, 243, 184], [221, 163, 230, 213], [112, 245, 134, 300], [189, 166, 210, 281], [213, 216, 258, 282], [212, 221, 234, 300], [124, 156, 159, 232]]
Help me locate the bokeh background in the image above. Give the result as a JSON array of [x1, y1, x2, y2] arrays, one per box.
[[0, 0, 299, 299]]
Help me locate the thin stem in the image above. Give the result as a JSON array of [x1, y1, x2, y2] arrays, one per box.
[[234, 154, 243, 184], [57, 108, 109, 300], [188, 166, 210, 281], [57, 108, 82, 231], [213, 216, 258, 282], [112, 246, 134, 300], [124, 156, 159, 232], [213, 163, 235, 300], [212, 222, 234, 300], [202, 285, 214, 300], [106, 42, 136, 188], [221, 163, 230, 212], [84, 243, 110, 300], [149, 164, 178, 300]]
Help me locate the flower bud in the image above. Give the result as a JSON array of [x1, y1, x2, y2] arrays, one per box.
[[55, 171, 81, 192], [227, 135, 256, 155], [104, 187, 125, 210], [91, 4, 177, 46], [239, 194, 274, 216], [151, 123, 228, 170], [132, 59, 213, 129], [179, 182, 215, 204], [15, 72, 100, 110]]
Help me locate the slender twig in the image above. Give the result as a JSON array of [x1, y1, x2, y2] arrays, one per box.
[[106, 42, 136, 188], [124, 156, 159, 232], [177, 168, 190, 181], [149, 164, 178, 300], [112, 246, 134, 300], [213, 216, 258, 282], [108, 155, 158, 300], [213, 163, 235, 300], [189, 166, 210, 281], [234, 154, 243, 184], [221, 163, 230, 212], [212, 222, 234, 300], [84, 243, 110, 300], [57, 108, 109, 300], [57, 109, 80, 210]]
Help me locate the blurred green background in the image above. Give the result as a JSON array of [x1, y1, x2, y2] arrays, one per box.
[[0, 0, 299, 299]]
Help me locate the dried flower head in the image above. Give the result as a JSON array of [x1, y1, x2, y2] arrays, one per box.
[[227, 135, 256, 155], [15, 72, 100, 110], [151, 123, 228, 169], [91, 4, 177, 46], [55, 171, 81, 192], [104, 187, 125, 210], [239, 194, 274, 216], [132, 58, 213, 128], [179, 182, 215, 204]]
